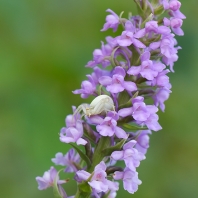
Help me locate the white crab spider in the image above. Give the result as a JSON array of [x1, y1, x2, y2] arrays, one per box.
[[74, 95, 115, 117]]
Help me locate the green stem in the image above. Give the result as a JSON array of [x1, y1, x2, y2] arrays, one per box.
[[74, 190, 81, 198], [74, 138, 111, 197], [129, 45, 141, 66], [88, 137, 111, 172], [74, 189, 91, 198]]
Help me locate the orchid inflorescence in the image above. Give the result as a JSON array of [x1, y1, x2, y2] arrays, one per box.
[[36, 0, 185, 197]]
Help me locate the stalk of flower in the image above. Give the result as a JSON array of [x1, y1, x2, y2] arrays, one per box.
[[36, 1, 185, 197]]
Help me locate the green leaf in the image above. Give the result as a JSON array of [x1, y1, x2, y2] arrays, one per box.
[[102, 190, 111, 198], [88, 137, 111, 172], [119, 11, 124, 19], [122, 123, 148, 131], [141, 13, 154, 28], [102, 138, 127, 156], [133, 0, 144, 16], [118, 92, 139, 110], [75, 181, 92, 198], [120, 46, 132, 59], [110, 47, 120, 67], [85, 138, 93, 161], [154, 5, 165, 15], [142, 0, 148, 11], [78, 182, 92, 194], [128, 45, 141, 66], [74, 188, 91, 198], [151, 0, 159, 5], [53, 169, 64, 198], [118, 90, 131, 108], [83, 123, 97, 143], [69, 143, 91, 168]]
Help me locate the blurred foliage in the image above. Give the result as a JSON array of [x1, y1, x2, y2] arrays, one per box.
[[0, 0, 197, 197]]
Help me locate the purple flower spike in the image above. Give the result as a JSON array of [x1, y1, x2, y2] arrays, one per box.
[[37, 1, 186, 197], [36, 167, 66, 190], [51, 148, 80, 172], [101, 9, 120, 32]]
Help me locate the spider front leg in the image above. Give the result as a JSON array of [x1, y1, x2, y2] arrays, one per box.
[[73, 104, 88, 119]]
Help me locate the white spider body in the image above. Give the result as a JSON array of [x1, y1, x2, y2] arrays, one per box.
[[74, 95, 115, 117]]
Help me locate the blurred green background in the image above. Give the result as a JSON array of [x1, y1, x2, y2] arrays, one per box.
[[0, 0, 197, 197]]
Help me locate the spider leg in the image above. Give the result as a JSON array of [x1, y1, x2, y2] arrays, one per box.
[[73, 104, 88, 119], [81, 104, 88, 118], [73, 105, 82, 120]]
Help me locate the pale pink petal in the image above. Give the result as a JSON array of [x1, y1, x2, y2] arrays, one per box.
[[123, 81, 137, 92], [127, 66, 141, 76], [99, 76, 112, 86], [76, 138, 87, 145], [111, 151, 124, 160], [118, 107, 133, 117], [115, 127, 128, 139], [133, 38, 146, 48]]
